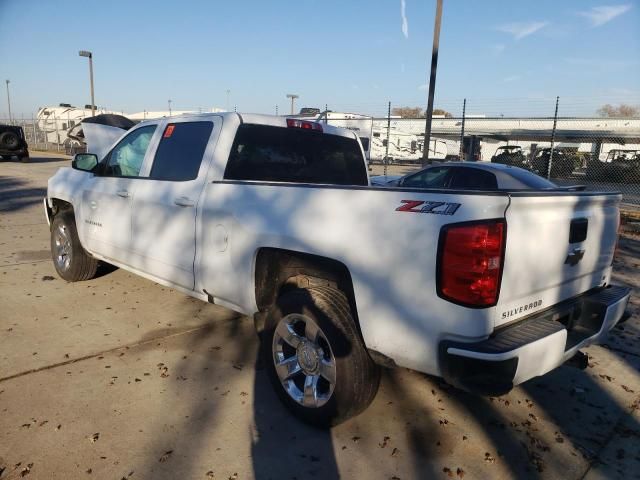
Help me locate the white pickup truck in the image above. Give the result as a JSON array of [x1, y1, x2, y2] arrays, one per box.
[[46, 113, 631, 426]]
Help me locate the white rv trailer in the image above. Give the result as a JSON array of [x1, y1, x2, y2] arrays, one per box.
[[36, 104, 112, 146]]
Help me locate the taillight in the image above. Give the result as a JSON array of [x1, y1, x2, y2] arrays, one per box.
[[286, 118, 323, 132], [438, 220, 506, 307]]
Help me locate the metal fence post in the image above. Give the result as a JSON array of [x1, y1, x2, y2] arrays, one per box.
[[384, 101, 391, 176], [43, 113, 48, 151], [54, 112, 61, 152], [547, 96, 559, 179], [31, 113, 36, 149], [459, 98, 466, 161]]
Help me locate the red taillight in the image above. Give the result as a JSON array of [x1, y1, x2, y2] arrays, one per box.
[[286, 118, 323, 132], [438, 220, 506, 307]]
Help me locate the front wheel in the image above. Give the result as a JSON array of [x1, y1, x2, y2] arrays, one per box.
[[50, 212, 98, 281], [262, 286, 380, 427]]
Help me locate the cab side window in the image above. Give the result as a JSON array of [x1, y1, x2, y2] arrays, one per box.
[[449, 167, 498, 190], [102, 125, 157, 177], [402, 167, 452, 188], [149, 122, 214, 181]]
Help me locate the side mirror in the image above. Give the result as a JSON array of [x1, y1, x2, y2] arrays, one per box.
[[72, 153, 98, 172]]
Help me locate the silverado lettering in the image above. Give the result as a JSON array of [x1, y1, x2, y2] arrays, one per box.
[[501, 300, 543, 320]]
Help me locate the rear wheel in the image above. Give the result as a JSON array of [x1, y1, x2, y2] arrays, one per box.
[[262, 286, 380, 427], [50, 211, 98, 281]]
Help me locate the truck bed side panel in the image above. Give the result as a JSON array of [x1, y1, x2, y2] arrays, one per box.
[[196, 183, 510, 375]]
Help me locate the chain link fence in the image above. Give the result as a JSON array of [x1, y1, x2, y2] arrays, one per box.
[[317, 102, 640, 209], [3, 98, 639, 208], [0, 116, 86, 155]]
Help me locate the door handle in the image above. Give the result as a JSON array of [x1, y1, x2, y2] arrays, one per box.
[[116, 190, 130, 198], [174, 196, 195, 207]]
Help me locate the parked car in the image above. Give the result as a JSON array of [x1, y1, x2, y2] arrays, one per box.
[[490, 145, 528, 169], [530, 148, 577, 179], [586, 149, 640, 184], [370, 162, 564, 190], [0, 124, 29, 162], [46, 113, 629, 426]]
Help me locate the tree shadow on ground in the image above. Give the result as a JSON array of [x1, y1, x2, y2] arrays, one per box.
[[0, 176, 47, 213]]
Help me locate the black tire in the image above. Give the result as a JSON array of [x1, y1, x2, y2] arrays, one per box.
[[50, 211, 98, 281], [19, 154, 29, 163], [262, 286, 380, 427], [0, 131, 20, 151]]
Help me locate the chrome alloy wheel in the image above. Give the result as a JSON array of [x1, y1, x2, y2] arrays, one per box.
[[53, 224, 72, 271], [272, 313, 337, 408]]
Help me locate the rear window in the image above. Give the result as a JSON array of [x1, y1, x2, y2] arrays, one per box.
[[149, 121, 213, 181], [506, 167, 557, 189], [224, 124, 368, 186]]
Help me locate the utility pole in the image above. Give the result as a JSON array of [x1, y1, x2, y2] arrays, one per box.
[[421, 0, 443, 163], [78, 51, 95, 116], [168, 99, 172, 116], [547, 96, 560, 179], [384, 101, 391, 177], [5, 80, 12, 124], [459, 98, 466, 160], [286, 94, 299, 115]]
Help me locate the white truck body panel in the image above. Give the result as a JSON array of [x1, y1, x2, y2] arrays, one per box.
[[496, 194, 619, 327], [46, 112, 630, 390]]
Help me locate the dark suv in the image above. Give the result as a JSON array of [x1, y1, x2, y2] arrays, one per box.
[[0, 124, 30, 162]]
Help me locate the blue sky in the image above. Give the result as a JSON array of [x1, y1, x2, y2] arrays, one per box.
[[0, 0, 638, 117]]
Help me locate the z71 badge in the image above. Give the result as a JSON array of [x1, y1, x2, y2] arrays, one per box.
[[396, 200, 461, 215]]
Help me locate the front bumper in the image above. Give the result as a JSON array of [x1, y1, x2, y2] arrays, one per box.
[[439, 285, 631, 395]]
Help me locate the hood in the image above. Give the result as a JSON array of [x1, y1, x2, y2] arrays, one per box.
[[80, 114, 136, 160]]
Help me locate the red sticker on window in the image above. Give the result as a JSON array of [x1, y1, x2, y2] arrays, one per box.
[[163, 125, 175, 138]]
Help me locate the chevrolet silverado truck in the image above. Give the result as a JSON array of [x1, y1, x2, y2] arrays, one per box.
[[45, 113, 631, 426]]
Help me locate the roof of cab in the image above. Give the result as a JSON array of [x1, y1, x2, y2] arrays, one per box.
[[137, 112, 357, 139]]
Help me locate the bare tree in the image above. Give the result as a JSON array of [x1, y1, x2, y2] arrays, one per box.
[[432, 108, 453, 118], [392, 106, 423, 118], [391, 107, 453, 118], [597, 103, 640, 118]]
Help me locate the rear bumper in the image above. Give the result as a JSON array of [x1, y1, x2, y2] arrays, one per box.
[[439, 285, 631, 395]]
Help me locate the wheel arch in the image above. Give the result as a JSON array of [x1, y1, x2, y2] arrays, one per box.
[[50, 197, 75, 215], [253, 248, 362, 338]]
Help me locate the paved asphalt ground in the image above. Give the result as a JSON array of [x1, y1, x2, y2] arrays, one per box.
[[1, 154, 639, 480]]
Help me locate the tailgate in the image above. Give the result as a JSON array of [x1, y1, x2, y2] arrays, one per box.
[[496, 192, 620, 327]]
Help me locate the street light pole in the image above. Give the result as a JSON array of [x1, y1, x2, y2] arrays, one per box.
[[286, 94, 299, 115], [421, 0, 443, 163], [78, 50, 95, 116], [5, 80, 12, 124]]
